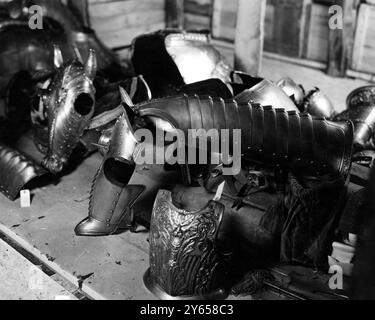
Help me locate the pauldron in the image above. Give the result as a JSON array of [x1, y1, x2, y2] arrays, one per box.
[[144, 190, 230, 300]]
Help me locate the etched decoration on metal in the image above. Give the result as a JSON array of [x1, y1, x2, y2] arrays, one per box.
[[37, 47, 97, 174], [144, 190, 231, 300], [335, 86, 375, 151], [347, 85, 375, 109]]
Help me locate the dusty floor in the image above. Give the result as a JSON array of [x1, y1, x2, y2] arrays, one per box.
[[0, 57, 371, 300]]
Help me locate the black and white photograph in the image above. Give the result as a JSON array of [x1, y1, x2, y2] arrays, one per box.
[[0, 0, 374, 309]]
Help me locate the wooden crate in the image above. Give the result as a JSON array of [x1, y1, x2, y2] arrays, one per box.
[[88, 0, 166, 49], [351, 3, 375, 74], [303, 3, 330, 62]]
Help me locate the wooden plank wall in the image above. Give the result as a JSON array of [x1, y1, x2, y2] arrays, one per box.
[[183, 0, 212, 30], [211, 0, 297, 57], [351, 3, 375, 75], [88, 0, 166, 49], [212, 0, 238, 41], [85, 0, 375, 78], [303, 2, 330, 62]]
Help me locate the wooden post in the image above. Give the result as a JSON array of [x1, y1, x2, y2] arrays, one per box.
[[327, 0, 356, 77], [165, 0, 184, 29], [67, 0, 91, 28], [234, 0, 266, 75]]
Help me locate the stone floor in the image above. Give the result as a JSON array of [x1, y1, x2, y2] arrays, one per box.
[[0, 57, 370, 300]]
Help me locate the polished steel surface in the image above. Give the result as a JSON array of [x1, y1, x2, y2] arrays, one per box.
[[276, 77, 305, 106], [97, 128, 113, 157], [304, 88, 336, 118], [334, 86, 375, 151], [165, 32, 232, 85], [132, 30, 232, 97], [234, 79, 300, 112], [74, 112, 143, 236], [335, 106, 375, 151], [41, 49, 97, 174]]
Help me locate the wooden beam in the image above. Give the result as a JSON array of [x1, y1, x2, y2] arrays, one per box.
[[67, 0, 91, 28], [234, 0, 266, 75], [165, 0, 184, 29]]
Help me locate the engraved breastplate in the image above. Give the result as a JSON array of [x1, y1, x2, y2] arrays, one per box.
[[144, 190, 231, 300]]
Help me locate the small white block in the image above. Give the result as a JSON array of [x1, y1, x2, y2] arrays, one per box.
[[20, 190, 31, 208], [55, 295, 71, 300]]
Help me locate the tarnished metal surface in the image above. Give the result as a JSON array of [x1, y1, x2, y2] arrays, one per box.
[[144, 189, 230, 300], [304, 87, 336, 119], [277, 77, 305, 107], [0, 143, 47, 200], [335, 86, 375, 151], [233, 79, 300, 112], [96, 128, 113, 156]]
